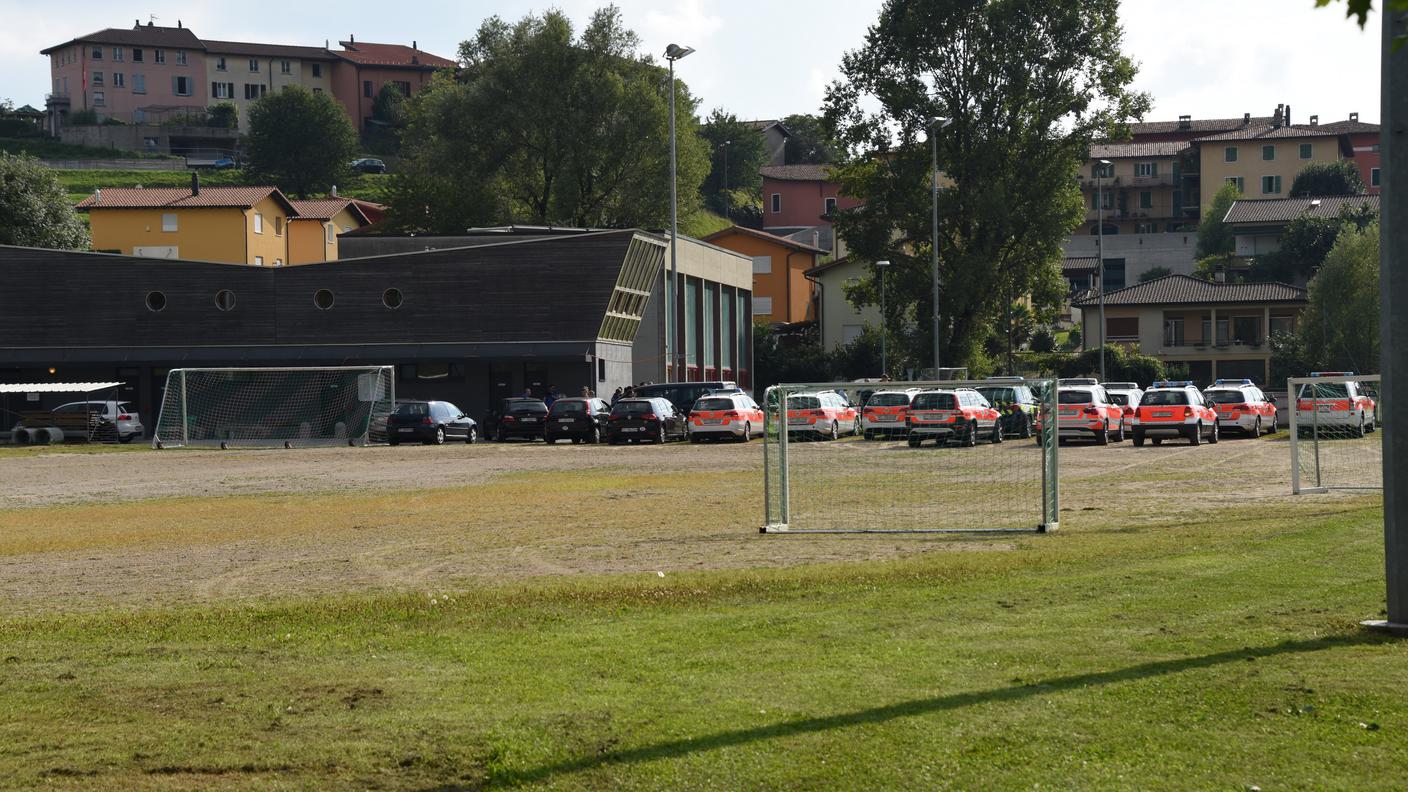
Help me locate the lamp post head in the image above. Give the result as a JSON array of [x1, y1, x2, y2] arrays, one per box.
[[927, 117, 953, 132], [664, 44, 695, 61], [875, 259, 891, 268]]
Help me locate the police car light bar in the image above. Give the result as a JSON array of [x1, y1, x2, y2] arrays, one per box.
[[1310, 371, 1355, 377], [1151, 380, 1194, 388], [1213, 378, 1254, 386]]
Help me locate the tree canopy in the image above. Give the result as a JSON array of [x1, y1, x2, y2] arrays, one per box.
[[390, 7, 709, 231], [699, 109, 766, 216], [823, 0, 1148, 372], [1299, 221, 1380, 372], [1289, 160, 1366, 197], [780, 113, 840, 165], [244, 87, 358, 198], [1250, 201, 1378, 283], [0, 152, 90, 250], [1195, 180, 1242, 260]]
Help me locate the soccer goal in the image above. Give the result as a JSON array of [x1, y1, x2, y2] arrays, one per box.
[[762, 378, 1059, 533], [153, 366, 395, 449], [1289, 372, 1384, 494]]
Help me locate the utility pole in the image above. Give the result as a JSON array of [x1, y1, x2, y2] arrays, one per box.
[[664, 44, 694, 382], [928, 117, 952, 374], [1097, 158, 1111, 383]]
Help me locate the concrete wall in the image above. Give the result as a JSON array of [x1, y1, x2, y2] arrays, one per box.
[[1062, 231, 1198, 284], [813, 257, 882, 351], [59, 124, 236, 155]]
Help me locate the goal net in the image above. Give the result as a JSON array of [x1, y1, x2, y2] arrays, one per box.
[[762, 378, 1059, 533], [153, 366, 395, 449], [1290, 373, 1384, 494]]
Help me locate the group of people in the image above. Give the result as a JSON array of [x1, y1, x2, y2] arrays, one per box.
[[520, 381, 656, 407]]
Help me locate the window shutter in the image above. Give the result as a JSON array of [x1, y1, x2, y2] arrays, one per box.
[[1150, 162, 1157, 177]]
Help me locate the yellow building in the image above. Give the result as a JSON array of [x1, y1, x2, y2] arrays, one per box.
[[286, 199, 374, 264], [1193, 124, 1348, 214], [78, 183, 298, 266]]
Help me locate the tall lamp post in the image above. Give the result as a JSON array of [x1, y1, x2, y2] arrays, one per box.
[[664, 43, 694, 381], [1096, 157, 1112, 383], [876, 260, 891, 377], [927, 117, 953, 375], [720, 139, 732, 221]]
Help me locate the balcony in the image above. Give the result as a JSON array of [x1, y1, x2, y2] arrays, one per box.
[[1159, 339, 1267, 355]]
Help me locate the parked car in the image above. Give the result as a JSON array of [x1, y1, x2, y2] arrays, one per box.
[[51, 400, 143, 443], [486, 398, 549, 441], [1055, 385, 1126, 445], [1131, 381, 1219, 446], [351, 157, 387, 174], [1294, 372, 1377, 437], [1100, 382, 1145, 429], [633, 381, 738, 414], [785, 391, 860, 441], [606, 397, 687, 444], [545, 397, 612, 444], [688, 392, 764, 442], [906, 388, 1002, 447], [975, 381, 1039, 439], [1203, 378, 1278, 436], [861, 389, 921, 440], [386, 400, 477, 445]]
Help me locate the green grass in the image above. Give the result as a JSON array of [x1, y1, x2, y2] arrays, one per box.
[[0, 491, 1400, 789], [0, 137, 177, 161], [56, 168, 392, 205], [680, 208, 732, 238]]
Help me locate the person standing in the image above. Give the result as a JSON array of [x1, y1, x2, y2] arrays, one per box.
[[545, 385, 561, 407]]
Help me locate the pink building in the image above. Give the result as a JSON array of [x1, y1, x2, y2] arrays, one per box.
[[41, 21, 207, 128], [1309, 115, 1382, 195], [329, 38, 457, 130], [759, 164, 861, 253]]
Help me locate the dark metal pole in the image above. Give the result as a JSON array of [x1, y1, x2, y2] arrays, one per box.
[[1098, 170, 1106, 382], [931, 132, 941, 374], [667, 58, 678, 382], [1368, 6, 1407, 635]]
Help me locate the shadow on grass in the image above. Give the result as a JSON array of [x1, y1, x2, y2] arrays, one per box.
[[480, 632, 1386, 788]]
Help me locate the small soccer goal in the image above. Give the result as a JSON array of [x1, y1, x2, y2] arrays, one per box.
[[762, 378, 1059, 533], [1289, 372, 1384, 494], [153, 366, 395, 449]]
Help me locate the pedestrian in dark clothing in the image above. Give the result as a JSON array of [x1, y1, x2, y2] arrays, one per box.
[[545, 385, 561, 407], [611, 387, 623, 405]]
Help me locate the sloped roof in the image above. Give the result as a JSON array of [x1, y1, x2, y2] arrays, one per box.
[[76, 186, 297, 214], [335, 41, 456, 68], [1070, 274, 1306, 308], [1127, 116, 1273, 136], [1062, 257, 1099, 274], [747, 119, 792, 136], [1090, 141, 1190, 159], [760, 164, 833, 182], [202, 39, 336, 60], [288, 199, 371, 223], [41, 24, 204, 54], [1304, 119, 1379, 134], [702, 225, 827, 254], [1193, 123, 1338, 143], [1223, 195, 1379, 225]]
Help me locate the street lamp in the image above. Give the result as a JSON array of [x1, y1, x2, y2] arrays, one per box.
[[927, 117, 953, 375], [720, 139, 732, 220], [876, 259, 891, 377], [1096, 157, 1111, 383], [664, 43, 694, 381]]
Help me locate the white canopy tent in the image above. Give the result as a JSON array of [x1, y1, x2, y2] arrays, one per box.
[[1, 382, 125, 445]]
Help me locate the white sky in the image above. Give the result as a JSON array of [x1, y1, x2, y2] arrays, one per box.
[[0, 0, 1382, 125]]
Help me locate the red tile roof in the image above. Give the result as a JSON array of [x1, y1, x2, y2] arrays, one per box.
[[41, 23, 204, 55], [1193, 124, 1339, 143], [1125, 116, 1273, 136], [335, 41, 456, 69], [1222, 195, 1379, 225], [760, 164, 835, 182], [76, 186, 297, 213], [702, 225, 827, 254], [288, 199, 371, 223], [202, 39, 336, 61], [1070, 274, 1306, 308], [1303, 119, 1380, 134], [1090, 141, 1190, 159]]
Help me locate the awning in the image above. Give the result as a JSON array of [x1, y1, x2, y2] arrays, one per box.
[[0, 382, 122, 394]]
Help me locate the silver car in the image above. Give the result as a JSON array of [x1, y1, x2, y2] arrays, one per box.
[[53, 400, 144, 443]]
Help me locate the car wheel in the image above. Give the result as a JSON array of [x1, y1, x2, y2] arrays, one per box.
[[1019, 416, 1033, 439], [1152, 437, 1163, 446], [908, 437, 921, 448], [1209, 420, 1219, 444], [990, 420, 1002, 444], [388, 439, 400, 446], [1112, 420, 1125, 443], [829, 421, 839, 441], [1096, 422, 1110, 446], [853, 418, 862, 436], [962, 421, 978, 448], [1133, 431, 1145, 447], [433, 427, 446, 445], [118, 433, 134, 444], [466, 426, 477, 444], [657, 424, 667, 444], [1353, 414, 1366, 438], [608, 437, 622, 445], [690, 432, 703, 444], [863, 430, 874, 441], [1254, 417, 1262, 437], [590, 426, 601, 444], [1188, 423, 1201, 446], [740, 422, 751, 443]]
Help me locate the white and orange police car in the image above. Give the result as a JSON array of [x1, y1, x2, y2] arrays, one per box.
[[1131, 381, 1219, 446], [1055, 384, 1127, 444], [861, 388, 921, 440], [687, 392, 765, 443], [1294, 372, 1378, 437], [1202, 378, 1278, 436], [786, 391, 861, 441], [905, 388, 1002, 448]]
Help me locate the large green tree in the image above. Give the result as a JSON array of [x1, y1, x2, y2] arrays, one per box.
[[1195, 180, 1242, 260], [1289, 160, 1366, 198], [700, 109, 766, 217], [244, 87, 358, 198], [1299, 221, 1380, 372], [823, 0, 1148, 371], [780, 113, 839, 165], [391, 7, 709, 231], [0, 152, 89, 249]]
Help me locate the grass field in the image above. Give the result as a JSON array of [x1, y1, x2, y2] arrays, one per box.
[[0, 439, 1400, 789]]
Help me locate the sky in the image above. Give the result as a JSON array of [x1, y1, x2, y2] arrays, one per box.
[[0, 0, 1383, 125]]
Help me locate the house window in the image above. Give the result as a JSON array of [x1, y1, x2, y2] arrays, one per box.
[[1106, 317, 1139, 341], [172, 76, 192, 96], [280, 60, 291, 74], [216, 57, 226, 71], [363, 80, 373, 98], [1261, 175, 1282, 195], [325, 223, 335, 244], [132, 73, 145, 93], [112, 47, 123, 61], [1216, 318, 1231, 345], [273, 216, 283, 236], [1299, 143, 1313, 159], [1136, 222, 1156, 234], [254, 256, 263, 266], [824, 196, 838, 215], [1261, 144, 1275, 161], [1099, 191, 1115, 210], [383, 288, 403, 309], [91, 47, 102, 59], [1225, 176, 1244, 192], [1270, 315, 1296, 336], [751, 256, 772, 275], [113, 73, 124, 87], [161, 213, 178, 232], [91, 71, 104, 86], [1164, 317, 1185, 347], [253, 213, 264, 234], [249, 58, 260, 72], [1371, 168, 1381, 187], [1092, 162, 1114, 178], [1101, 259, 1126, 291], [1135, 162, 1156, 177], [212, 82, 233, 99], [393, 80, 411, 95], [1139, 190, 1152, 209], [312, 63, 322, 78], [176, 50, 187, 65], [754, 296, 773, 315], [92, 91, 104, 106], [154, 49, 165, 64], [132, 48, 143, 62], [1224, 146, 1238, 163], [1232, 316, 1262, 346], [244, 84, 266, 100], [771, 193, 781, 213]]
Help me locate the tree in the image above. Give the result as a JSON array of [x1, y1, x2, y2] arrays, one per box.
[[0, 152, 89, 250], [391, 7, 709, 231], [1289, 160, 1365, 197], [244, 86, 358, 198], [1139, 266, 1173, 282], [1251, 201, 1377, 283], [699, 109, 766, 217], [366, 84, 409, 155], [1195, 180, 1241, 260], [1299, 221, 1380, 373], [752, 321, 831, 392], [1058, 343, 1166, 383], [823, 0, 1148, 372], [780, 113, 839, 165], [207, 103, 238, 129]]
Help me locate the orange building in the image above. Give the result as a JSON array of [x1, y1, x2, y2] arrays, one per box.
[[286, 199, 374, 264], [702, 226, 825, 324]]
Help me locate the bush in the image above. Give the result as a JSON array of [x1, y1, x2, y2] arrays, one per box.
[[68, 109, 99, 126], [208, 103, 238, 129], [1063, 327, 1082, 351], [1030, 327, 1056, 353], [1057, 343, 1166, 384]]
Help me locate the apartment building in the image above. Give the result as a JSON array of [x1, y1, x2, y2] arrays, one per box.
[[41, 21, 207, 126], [760, 164, 862, 253], [1192, 123, 1348, 214], [1311, 115, 1382, 194], [328, 38, 456, 130], [1080, 141, 1192, 236], [201, 41, 336, 130]]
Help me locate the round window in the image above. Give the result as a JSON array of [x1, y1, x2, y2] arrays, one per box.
[[145, 291, 167, 312], [382, 288, 403, 310], [314, 289, 335, 310], [214, 289, 236, 312]]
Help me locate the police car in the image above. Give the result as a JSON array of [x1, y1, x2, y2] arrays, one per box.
[[1202, 378, 1278, 436], [905, 388, 1002, 448], [1131, 381, 1219, 446], [1055, 384, 1126, 444], [861, 388, 921, 440], [786, 391, 861, 440], [1294, 372, 1378, 437], [688, 392, 765, 442], [1100, 381, 1144, 429]]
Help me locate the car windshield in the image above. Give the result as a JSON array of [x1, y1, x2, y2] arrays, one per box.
[[976, 387, 1017, 404], [1204, 390, 1249, 404], [867, 392, 911, 407], [612, 400, 657, 416], [509, 400, 548, 413], [1058, 390, 1095, 405], [911, 393, 957, 410], [1107, 393, 1130, 406], [550, 400, 586, 415], [788, 396, 821, 410], [394, 403, 430, 416], [1142, 390, 1189, 406], [695, 398, 735, 411], [1298, 383, 1349, 399]]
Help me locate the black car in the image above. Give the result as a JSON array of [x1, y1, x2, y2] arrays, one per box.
[[632, 381, 738, 414], [605, 397, 687, 444], [386, 400, 478, 445], [545, 397, 612, 444], [974, 383, 1038, 438], [487, 398, 549, 441], [350, 157, 387, 174]]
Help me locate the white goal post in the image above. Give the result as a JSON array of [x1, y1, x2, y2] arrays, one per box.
[[1289, 373, 1384, 495], [762, 378, 1060, 533], [153, 366, 395, 449]]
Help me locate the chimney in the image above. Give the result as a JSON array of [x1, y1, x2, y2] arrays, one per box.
[[92, 187, 101, 203], [1285, 104, 1291, 126], [349, 33, 355, 43], [134, 18, 141, 28], [177, 19, 182, 28], [331, 184, 338, 197], [1178, 114, 1191, 130], [1310, 114, 1319, 126], [1273, 104, 1283, 127], [1214, 269, 1226, 283], [190, 171, 200, 196], [1243, 112, 1251, 125], [1350, 111, 1359, 122], [413, 40, 417, 50]]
